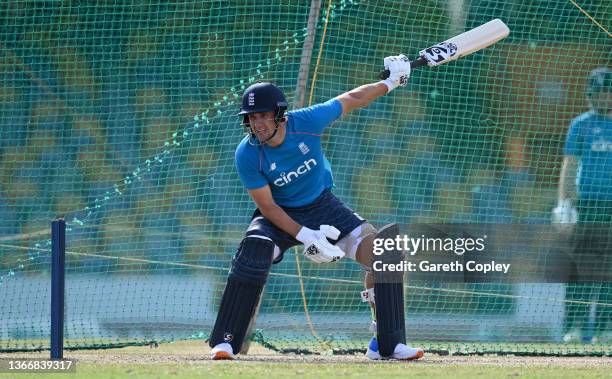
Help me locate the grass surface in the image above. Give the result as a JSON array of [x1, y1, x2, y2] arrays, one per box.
[[1, 340, 610, 379], [1, 362, 611, 379]]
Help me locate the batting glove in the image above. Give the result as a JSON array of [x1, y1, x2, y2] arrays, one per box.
[[296, 225, 345, 264], [381, 54, 411, 93]]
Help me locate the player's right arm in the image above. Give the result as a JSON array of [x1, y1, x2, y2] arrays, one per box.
[[235, 145, 302, 237], [247, 186, 344, 263], [247, 186, 301, 237], [235, 146, 343, 263]]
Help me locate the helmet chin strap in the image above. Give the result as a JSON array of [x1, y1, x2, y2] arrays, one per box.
[[246, 119, 284, 146]]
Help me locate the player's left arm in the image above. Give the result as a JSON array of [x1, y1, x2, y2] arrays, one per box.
[[336, 55, 411, 116], [336, 82, 388, 116]]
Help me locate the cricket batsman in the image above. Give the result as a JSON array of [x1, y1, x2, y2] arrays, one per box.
[[553, 67, 612, 343], [208, 55, 424, 360]]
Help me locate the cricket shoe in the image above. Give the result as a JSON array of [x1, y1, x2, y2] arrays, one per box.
[[365, 337, 424, 361], [210, 342, 235, 360]]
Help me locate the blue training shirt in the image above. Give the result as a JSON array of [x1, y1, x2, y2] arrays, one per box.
[[564, 111, 612, 200], [235, 98, 343, 207]]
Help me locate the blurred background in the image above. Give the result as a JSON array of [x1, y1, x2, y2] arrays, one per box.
[[0, 0, 609, 355]]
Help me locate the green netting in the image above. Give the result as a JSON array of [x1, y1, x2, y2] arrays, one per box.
[[1, 0, 610, 356]]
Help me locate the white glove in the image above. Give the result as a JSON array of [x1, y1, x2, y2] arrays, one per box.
[[552, 199, 578, 234], [381, 54, 411, 93], [296, 225, 345, 263]]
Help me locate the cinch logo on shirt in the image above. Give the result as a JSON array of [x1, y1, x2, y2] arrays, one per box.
[[273, 159, 317, 187]]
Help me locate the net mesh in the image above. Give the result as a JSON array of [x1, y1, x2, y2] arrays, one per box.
[[0, 0, 610, 356]]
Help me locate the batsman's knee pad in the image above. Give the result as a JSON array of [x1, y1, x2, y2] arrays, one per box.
[[229, 236, 275, 285], [372, 224, 406, 357], [337, 222, 377, 260], [209, 236, 275, 353]]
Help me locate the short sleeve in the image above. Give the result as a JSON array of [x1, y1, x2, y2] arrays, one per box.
[[235, 145, 268, 190], [289, 98, 343, 134], [564, 118, 583, 157]]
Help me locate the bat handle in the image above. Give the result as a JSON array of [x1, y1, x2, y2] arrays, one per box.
[[378, 56, 428, 79]]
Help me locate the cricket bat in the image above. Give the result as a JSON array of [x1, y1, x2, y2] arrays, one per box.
[[380, 19, 510, 78]]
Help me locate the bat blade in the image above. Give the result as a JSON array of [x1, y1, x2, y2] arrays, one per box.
[[431, 18, 510, 66], [379, 19, 510, 78]]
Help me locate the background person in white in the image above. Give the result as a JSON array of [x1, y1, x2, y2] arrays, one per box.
[[208, 55, 424, 360], [553, 67, 612, 343]]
